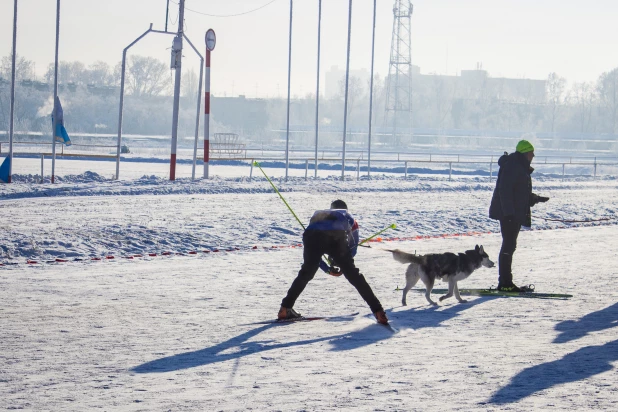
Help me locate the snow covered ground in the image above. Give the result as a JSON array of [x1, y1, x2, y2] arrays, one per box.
[[1, 161, 617, 410]]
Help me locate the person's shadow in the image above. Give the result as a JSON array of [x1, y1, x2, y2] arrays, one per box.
[[553, 302, 618, 344], [488, 339, 618, 404], [132, 299, 486, 373], [132, 318, 389, 374], [488, 303, 618, 405]]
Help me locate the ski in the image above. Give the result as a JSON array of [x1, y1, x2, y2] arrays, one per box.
[[380, 322, 399, 333], [410, 288, 572, 300], [243, 312, 360, 326]]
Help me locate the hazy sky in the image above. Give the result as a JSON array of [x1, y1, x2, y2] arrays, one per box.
[[1, 0, 617, 98]]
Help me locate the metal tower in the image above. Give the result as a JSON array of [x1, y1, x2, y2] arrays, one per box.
[[384, 1, 413, 145]]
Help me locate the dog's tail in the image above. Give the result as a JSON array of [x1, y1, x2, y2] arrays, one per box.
[[387, 249, 424, 265]]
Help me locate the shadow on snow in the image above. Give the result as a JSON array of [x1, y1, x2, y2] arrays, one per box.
[[488, 304, 618, 405], [132, 320, 392, 374], [132, 297, 489, 373], [553, 302, 618, 344]]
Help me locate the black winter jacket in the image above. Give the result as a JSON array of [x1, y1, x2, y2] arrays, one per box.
[[489, 151, 542, 227]]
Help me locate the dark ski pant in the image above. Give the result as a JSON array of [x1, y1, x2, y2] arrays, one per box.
[[281, 229, 384, 314], [498, 218, 522, 286]]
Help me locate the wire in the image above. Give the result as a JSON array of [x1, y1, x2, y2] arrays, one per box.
[[170, 0, 281, 18]]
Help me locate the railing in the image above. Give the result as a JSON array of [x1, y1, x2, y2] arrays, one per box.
[[0, 141, 116, 155], [195, 155, 618, 182]]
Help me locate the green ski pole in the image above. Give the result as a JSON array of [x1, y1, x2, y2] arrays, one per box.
[[360, 223, 397, 245], [253, 161, 305, 230]]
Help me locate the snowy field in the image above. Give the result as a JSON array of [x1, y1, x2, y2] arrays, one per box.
[[1, 161, 618, 410]]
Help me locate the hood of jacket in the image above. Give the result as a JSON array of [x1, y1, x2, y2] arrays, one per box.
[[498, 151, 534, 174]]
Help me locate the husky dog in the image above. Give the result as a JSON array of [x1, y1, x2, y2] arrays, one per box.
[[389, 245, 495, 306]]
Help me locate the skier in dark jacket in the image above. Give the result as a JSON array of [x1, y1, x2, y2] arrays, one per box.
[[489, 140, 549, 292], [278, 200, 388, 325]]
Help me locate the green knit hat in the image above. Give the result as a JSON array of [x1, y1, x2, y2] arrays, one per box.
[[516, 140, 534, 154]]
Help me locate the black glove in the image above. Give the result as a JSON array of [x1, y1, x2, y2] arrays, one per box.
[[537, 196, 549, 203], [503, 215, 515, 224]]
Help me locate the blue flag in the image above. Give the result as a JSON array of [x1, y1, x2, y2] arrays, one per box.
[[0, 156, 10, 183], [52, 96, 71, 146]]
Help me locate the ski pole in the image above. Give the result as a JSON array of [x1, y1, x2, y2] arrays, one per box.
[[360, 223, 397, 245], [253, 161, 305, 230]]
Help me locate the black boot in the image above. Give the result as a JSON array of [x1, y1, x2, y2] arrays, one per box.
[[497, 252, 514, 289]]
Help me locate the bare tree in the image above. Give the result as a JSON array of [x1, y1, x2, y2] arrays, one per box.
[[125, 56, 171, 97], [569, 81, 596, 133], [44, 61, 86, 84], [338, 75, 366, 125], [86, 61, 114, 86], [0, 54, 35, 81], [597, 68, 618, 134], [182, 69, 198, 100], [546, 72, 566, 132]]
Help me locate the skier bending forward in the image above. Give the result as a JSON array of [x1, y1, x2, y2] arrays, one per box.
[[278, 199, 388, 325]]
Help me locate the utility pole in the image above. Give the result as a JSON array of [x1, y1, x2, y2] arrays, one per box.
[[169, 0, 185, 180]]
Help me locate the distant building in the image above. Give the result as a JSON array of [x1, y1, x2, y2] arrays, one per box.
[[407, 66, 547, 104]]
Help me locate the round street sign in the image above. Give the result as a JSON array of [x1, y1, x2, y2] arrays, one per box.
[[205, 29, 216, 51]]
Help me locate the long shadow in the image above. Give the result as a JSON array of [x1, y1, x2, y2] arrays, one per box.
[[132, 319, 394, 373], [554, 302, 618, 343], [133, 297, 492, 373], [488, 339, 618, 404]]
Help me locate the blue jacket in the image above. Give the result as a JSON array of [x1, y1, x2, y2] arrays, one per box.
[[489, 151, 542, 227], [306, 209, 360, 272]]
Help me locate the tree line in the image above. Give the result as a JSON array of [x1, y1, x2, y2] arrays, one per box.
[[1, 54, 617, 147]]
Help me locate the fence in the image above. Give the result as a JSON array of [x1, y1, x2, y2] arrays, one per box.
[[236, 154, 618, 182]]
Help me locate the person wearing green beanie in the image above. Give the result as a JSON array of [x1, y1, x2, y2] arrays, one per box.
[[516, 140, 534, 154], [488, 140, 550, 292]]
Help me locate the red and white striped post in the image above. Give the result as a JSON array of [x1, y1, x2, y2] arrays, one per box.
[[204, 29, 216, 179]]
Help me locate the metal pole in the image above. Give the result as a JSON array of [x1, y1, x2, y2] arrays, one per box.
[[314, 0, 322, 178], [7, 0, 17, 183], [169, 0, 185, 181], [51, 0, 60, 184], [341, 0, 353, 180], [204, 49, 211, 178], [165, 0, 170, 32], [285, 0, 293, 181], [116, 25, 152, 180], [184, 35, 203, 181], [367, 0, 377, 178]]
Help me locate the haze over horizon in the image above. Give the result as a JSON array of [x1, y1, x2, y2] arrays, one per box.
[[1, 0, 617, 98]]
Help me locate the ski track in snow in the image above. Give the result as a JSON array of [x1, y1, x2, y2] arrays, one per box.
[[1, 166, 618, 410]]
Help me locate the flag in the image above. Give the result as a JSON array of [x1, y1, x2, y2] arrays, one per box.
[[52, 96, 71, 146], [0, 156, 10, 183]]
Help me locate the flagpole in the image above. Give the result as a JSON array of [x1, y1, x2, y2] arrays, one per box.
[[51, 0, 61, 183], [8, 0, 18, 183]]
